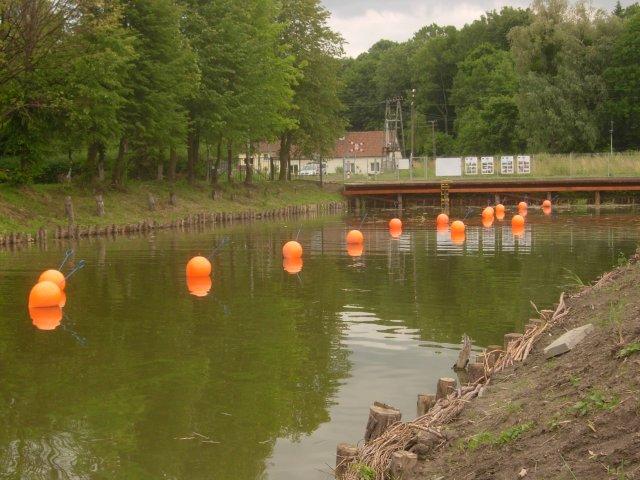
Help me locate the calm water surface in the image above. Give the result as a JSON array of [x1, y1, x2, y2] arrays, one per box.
[[0, 209, 638, 479]]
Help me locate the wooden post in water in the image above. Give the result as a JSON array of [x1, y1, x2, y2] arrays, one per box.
[[335, 443, 358, 479], [389, 451, 418, 479], [364, 402, 401, 443], [436, 378, 456, 401], [455, 334, 472, 370], [417, 394, 436, 417], [467, 363, 485, 384]]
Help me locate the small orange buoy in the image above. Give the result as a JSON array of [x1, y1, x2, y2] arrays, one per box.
[[28, 281, 63, 308], [389, 227, 402, 239], [389, 218, 402, 230], [496, 211, 505, 221], [39, 269, 66, 291], [518, 201, 528, 211], [482, 216, 494, 228], [283, 257, 303, 274], [282, 240, 303, 259], [495, 204, 505, 214], [542, 205, 552, 215], [451, 220, 466, 234], [512, 214, 525, 228], [482, 206, 495, 219], [436, 213, 449, 227], [542, 199, 552, 208], [186, 256, 212, 277], [29, 306, 63, 331], [347, 243, 364, 257], [512, 225, 525, 237], [346, 229, 364, 245], [186, 275, 212, 297], [451, 230, 466, 245]]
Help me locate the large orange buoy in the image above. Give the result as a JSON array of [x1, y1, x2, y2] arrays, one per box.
[[451, 220, 466, 234], [282, 240, 303, 259], [495, 203, 505, 214], [451, 230, 466, 245], [542, 199, 552, 208], [482, 216, 494, 228], [512, 225, 525, 237], [39, 269, 66, 291], [186, 256, 212, 277], [512, 214, 525, 228], [389, 218, 402, 230], [389, 227, 402, 239], [29, 306, 63, 331], [518, 201, 528, 211], [186, 275, 212, 297], [436, 213, 449, 227], [347, 243, 364, 257], [542, 205, 552, 216], [283, 257, 303, 274], [346, 229, 364, 245], [28, 281, 63, 308], [482, 206, 495, 219]]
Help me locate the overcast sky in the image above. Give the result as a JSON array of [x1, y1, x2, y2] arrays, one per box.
[[323, 0, 628, 57]]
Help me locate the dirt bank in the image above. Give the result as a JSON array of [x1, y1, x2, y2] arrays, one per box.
[[417, 257, 640, 479]]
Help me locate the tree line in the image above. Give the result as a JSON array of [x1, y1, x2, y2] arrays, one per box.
[[0, 0, 344, 185], [341, 0, 640, 157]]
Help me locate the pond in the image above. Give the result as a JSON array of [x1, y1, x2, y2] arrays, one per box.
[[0, 208, 638, 479]]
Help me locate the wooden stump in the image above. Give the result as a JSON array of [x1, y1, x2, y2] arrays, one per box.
[[364, 402, 401, 443], [467, 363, 485, 384], [169, 191, 177, 206], [504, 333, 523, 351], [436, 378, 456, 401], [454, 334, 472, 370], [147, 193, 157, 211], [389, 451, 418, 479], [335, 443, 358, 479], [95, 194, 105, 217], [417, 394, 436, 417], [64, 196, 75, 226]]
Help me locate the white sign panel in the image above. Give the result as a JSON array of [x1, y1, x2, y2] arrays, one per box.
[[481, 156, 494, 175], [397, 158, 410, 170], [501, 156, 514, 174], [464, 157, 478, 175], [517, 155, 531, 174], [435, 157, 462, 177]]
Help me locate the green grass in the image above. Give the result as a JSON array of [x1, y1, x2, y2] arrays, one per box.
[[0, 180, 342, 233], [570, 389, 620, 416], [617, 342, 640, 359], [461, 421, 535, 450]]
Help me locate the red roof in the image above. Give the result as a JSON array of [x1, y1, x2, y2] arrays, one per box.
[[256, 131, 395, 159]]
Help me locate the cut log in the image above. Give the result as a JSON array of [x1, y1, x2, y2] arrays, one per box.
[[436, 378, 456, 401], [389, 451, 418, 479], [467, 363, 485, 384], [454, 334, 472, 370], [417, 394, 436, 417], [364, 402, 401, 443], [335, 443, 358, 479]]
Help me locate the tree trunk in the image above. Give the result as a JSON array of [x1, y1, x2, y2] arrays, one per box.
[[95, 194, 105, 217], [244, 142, 253, 185], [187, 129, 200, 185], [211, 139, 222, 186], [86, 142, 100, 181], [112, 137, 128, 187], [168, 146, 177, 183], [226, 141, 233, 183], [157, 148, 164, 181], [278, 134, 291, 181], [97, 143, 106, 182]]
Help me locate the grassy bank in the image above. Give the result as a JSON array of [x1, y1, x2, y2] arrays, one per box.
[[0, 180, 342, 234]]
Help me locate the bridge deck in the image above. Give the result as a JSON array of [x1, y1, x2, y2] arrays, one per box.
[[342, 177, 640, 196]]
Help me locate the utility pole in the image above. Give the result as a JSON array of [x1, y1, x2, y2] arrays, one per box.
[[429, 120, 436, 179], [609, 120, 614, 177], [410, 89, 416, 180], [384, 97, 405, 180]]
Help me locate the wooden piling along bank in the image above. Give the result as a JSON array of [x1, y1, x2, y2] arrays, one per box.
[[335, 293, 570, 480], [0, 200, 347, 248]]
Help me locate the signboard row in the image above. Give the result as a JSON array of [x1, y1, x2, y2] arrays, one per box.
[[435, 156, 531, 177]]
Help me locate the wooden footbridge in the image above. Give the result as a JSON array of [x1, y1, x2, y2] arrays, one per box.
[[342, 177, 640, 208]]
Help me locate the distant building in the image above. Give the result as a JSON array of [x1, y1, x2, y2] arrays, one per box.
[[245, 131, 402, 176]]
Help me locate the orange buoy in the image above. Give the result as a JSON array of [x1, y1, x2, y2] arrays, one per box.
[[29, 306, 63, 331], [451, 230, 466, 245], [482, 206, 495, 218], [389, 227, 402, 239], [436, 213, 449, 227], [346, 229, 364, 245], [186, 256, 212, 278], [482, 216, 494, 228], [512, 225, 525, 237], [495, 203, 505, 214], [347, 243, 364, 257], [28, 281, 63, 308], [282, 240, 303, 259], [496, 211, 505, 221], [283, 257, 303, 274], [451, 220, 466, 234], [542, 205, 552, 215], [512, 214, 525, 228], [518, 201, 528, 211], [186, 275, 212, 297], [542, 199, 552, 208], [39, 269, 66, 291], [389, 218, 402, 230]]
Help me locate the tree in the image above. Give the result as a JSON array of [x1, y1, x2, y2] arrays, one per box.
[[277, 0, 345, 181]]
